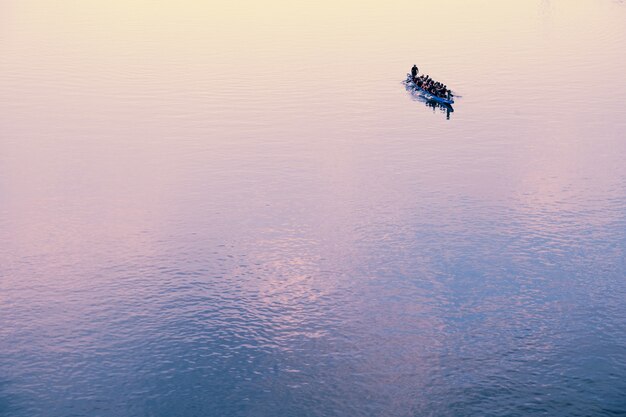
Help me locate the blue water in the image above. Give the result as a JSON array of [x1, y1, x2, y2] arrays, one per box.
[[1, 0, 626, 416]]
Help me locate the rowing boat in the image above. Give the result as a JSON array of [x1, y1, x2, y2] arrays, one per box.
[[405, 74, 454, 105]]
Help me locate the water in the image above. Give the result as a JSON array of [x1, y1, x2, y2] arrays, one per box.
[[1, 0, 626, 416]]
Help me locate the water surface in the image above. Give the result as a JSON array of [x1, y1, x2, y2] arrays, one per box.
[[1, 0, 626, 416]]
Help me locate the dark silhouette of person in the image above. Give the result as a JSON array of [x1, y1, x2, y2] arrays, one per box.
[[411, 64, 418, 80]]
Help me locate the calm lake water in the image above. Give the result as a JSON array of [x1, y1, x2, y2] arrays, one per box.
[[2, 1, 626, 416]]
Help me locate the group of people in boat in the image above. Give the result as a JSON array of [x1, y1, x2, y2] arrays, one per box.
[[410, 64, 452, 101]]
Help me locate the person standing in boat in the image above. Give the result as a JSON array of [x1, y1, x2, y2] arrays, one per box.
[[411, 64, 418, 81]]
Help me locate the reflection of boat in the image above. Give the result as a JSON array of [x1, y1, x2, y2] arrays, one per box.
[[424, 99, 454, 120], [404, 74, 454, 105], [424, 100, 454, 114]]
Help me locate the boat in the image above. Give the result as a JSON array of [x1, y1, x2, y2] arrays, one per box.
[[404, 74, 455, 105]]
